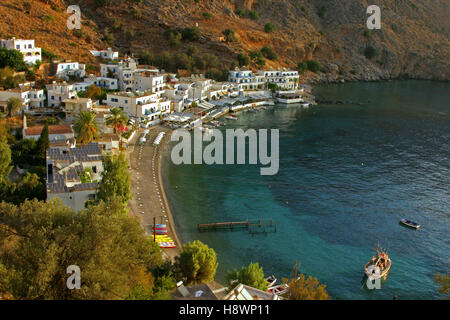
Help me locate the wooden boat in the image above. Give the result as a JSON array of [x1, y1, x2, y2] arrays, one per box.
[[364, 245, 392, 279], [266, 275, 277, 289], [268, 283, 289, 295], [400, 219, 421, 229]]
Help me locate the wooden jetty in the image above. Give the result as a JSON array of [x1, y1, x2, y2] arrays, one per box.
[[198, 219, 277, 234]]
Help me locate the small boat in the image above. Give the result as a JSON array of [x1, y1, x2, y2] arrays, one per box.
[[268, 283, 289, 296], [266, 275, 277, 289], [225, 115, 237, 120], [301, 102, 310, 107], [364, 245, 392, 279], [400, 219, 421, 229]]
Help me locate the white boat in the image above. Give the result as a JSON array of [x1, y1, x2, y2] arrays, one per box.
[[268, 283, 289, 296], [225, 115, 238, 120], [301, 102, 310, 107], [266, 275, 277, 289], [400, 219, 421, 229]]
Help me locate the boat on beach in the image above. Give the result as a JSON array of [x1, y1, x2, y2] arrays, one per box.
[[364, 245, 392, 279], [400, 219, 421, 229]]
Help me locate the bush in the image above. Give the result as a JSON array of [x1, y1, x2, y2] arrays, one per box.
[[235, 9, 245, 17], [261, 46, 277, 60], [318, 6, 325, 18], [264, 23, 276, 33], [222, 29, 236, 43], [237, 53, 249, 67], [0, 47, 28, 71], [94, 0, 109, 8], [202, 12, 212, 20], [248, 10, 259, 20], [363, 29, 371, 38], [364, 45, 377, 59], [297, 61, 307, 73], [306, 60, 321, 73], [181, 26, 201, 41]]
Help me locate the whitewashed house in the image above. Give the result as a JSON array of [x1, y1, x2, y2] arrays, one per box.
[[258, 69, 299, 90], [62, 97, 93, 121], [46, 82, 77, 107], [90, 48, 119, 60], [73, 74, 118, 92], [106, 91, 170, 124], [133, 71, 165, 97], [0, 38, 42, 65], [46, 143, 104, 212], [228, 69, 265, 90], [52, 60, 86, 80], [100, 57, 137, 91], [0, 82, 45, 112]]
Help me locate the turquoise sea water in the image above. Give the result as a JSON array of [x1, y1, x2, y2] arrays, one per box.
[[162, 81, 450, 299]]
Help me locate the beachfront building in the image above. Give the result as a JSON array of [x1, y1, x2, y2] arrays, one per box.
[[106, 91, 171, 124], [163, 83, 189, 112], [51, 60, 86, 80], [90, 48, 119, 60], [0, 82, 45, 112], [46, 82, 77, 107], [133, 71, 165, 97], [0, 38, 42, 65], [73, 74, 118, 92], [258, 69, 300, 90], [62, 97, 93, 121], [228, 68, 265, 90], [46, 143, 104, 212]]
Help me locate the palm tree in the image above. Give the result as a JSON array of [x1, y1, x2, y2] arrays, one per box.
[[105, 107, 128, 149], [6, 98, 22, 118], [105, 107, 128, 134], [73, 111, 101, 145]]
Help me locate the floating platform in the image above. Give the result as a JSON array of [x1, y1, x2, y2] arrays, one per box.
[[198, 219, 277, 234]]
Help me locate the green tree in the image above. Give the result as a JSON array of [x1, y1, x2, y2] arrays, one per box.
[[181, 26, 201, 41], [237, 53, 250, 67], [202, 12, 212, 20], [96, 153, 131, 208], [36, 121, 49, 161], [364, 45, 377, 59], [0, 138, 12, 183], [248, 10, 259, 20], [434, 273, 450, 300], [186, 45, 198, 57], [105, 107, 128, 134], [6, 97, 22, 117], [287, 273, 330, 300], [297, 61, 308, 73], [306, 60, 321, 73], [226, 262, 267, 291], [261, 46, 277, 60], [73, 111, 101, 145], [175, 240, 218, 285], [0, 47, 27, 71], [264, 23, 276, 33], [0, 199, 163, 299], [222, 29, 237, 43], [86, 84, 103, 100]]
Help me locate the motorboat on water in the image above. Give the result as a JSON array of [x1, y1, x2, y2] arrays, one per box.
[[400, 219, 421, 229], [364, 245, 392, 279]]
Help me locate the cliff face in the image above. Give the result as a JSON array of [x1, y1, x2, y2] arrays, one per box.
[[1, 0, 449, 82]]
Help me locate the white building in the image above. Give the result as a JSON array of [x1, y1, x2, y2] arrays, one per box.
[[0, 38, 42, 65], [228, 69, 265, 90], [100, 58, 138, 91], [133, 71, 165, 97], [46, 81, 77, 107], [106, 91, 171, 124], [0, 82, 45, 112], [52, 60, 86, 80], [46, 143, 104, 212], [73, 74, 118, 92], [62, 97, 93, 121], [258, 69, 300, 90], [90, 48, 119, 60]]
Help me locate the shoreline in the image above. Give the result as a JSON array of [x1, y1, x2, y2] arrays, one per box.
[[127, 126, 181, 261]]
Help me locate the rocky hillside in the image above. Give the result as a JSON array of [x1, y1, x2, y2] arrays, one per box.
[[1, 0, 449, 82]]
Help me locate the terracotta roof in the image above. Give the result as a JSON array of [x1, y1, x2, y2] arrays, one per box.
[[25, 125, 73, 136]]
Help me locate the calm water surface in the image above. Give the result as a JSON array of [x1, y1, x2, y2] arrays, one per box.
[[162, 81, 449, 299]]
